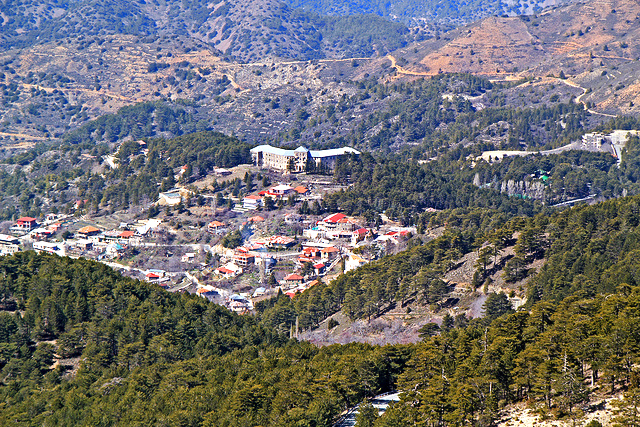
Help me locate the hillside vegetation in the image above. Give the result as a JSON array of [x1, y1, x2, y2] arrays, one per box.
[[5, 196, 640, 424], [0, 252, 407, 426], [0, 0, 412, 63], [285, 0, 575, 26]]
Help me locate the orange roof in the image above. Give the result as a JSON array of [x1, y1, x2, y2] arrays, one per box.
[[294, 186, 309, 194], [146, 273, 160, 278], [78, 226, 100, 234], [119, 230, 134, 238], [209, 220, 225, 227], [337, 217, 354, 223], [321, 247, 339, 253], [284, 273, 304, 281], [245, 195, 262, 200], [249, 216, 265, 222]]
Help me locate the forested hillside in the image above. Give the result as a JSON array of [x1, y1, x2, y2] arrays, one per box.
[[5, 196, 640, 424], [0, 252, 407, 426], [261, 194, 640, 340]]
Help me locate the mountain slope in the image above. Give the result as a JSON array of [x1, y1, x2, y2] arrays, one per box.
[[0, 0, 410, 63], [392, 0, 640, 115], [284, 0, 576, 26]]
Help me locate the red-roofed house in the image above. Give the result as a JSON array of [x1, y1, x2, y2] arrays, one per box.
[[285, 289, 302, 298], [267, 184, 293, 198], [264, 235, 296, 249], [215, 263, 243, 278], [216, 267, 235, 278], [313, 263, 326, 275], [293, 186, 309, 195], [320, 246, 339, 261], [233, 253, 255, 266], [248, 216, 265, 223], [323, 213, 346, 224], [145, 272, 160, 283], [119, 230, 135, 239], [11, 217, 38, 233], [302, 246, 322, 258], [336, 217, 357, 232], [351, 228, 369, 245], [207, 220, 226, 234], [78, 226, 101, 237], [282, 273, 304, 287]]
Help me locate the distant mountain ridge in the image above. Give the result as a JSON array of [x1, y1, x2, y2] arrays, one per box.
[[282, 0, 576, 26], [0, 0, 409, 62]]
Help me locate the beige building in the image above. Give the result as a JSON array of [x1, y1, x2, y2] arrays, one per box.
[[250, 145, 360, 172]]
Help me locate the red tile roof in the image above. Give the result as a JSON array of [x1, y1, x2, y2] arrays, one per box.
[[321, 247, 339, 253], [120, 230, 134, 238], [285, 290, 300, 298], [324, 213, 346, 223], [294, 186, 309, 194], [284, 273, 304, 281], [78, 226, 100, 234], [17, 217, 37, 222]]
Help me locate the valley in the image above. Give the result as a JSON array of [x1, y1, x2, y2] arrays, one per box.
[[3, 0, 640, 426]]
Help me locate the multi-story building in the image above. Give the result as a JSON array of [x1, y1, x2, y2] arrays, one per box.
[[0, 234, 20, 255], [10, 217, 38, 234], [250, 145, 360, 172]]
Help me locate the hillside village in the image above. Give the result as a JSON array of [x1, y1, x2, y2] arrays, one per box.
[[0, 154, 417, 316]]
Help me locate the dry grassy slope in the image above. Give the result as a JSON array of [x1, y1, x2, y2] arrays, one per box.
[[397, 0, 640, 114], [0, 34, 374, 146]]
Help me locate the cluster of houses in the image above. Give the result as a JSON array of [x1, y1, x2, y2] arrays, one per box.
[[243, 183, 310, 210], [25, 218, 162, 260], [67, 220, 161, 259], [195, 286, 254, 313], [9, 215, 66, 239], [304, 213, 369, 244]]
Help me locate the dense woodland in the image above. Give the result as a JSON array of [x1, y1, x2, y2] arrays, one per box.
[[0, 131, 250, 219], [0, 252, 406, 426], [5, 196, 640, 424]]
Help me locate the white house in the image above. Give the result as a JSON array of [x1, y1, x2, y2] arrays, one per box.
[[243, 195, 263, 210], [345, 253, 368, 272], [33, 241, 65, 256]]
